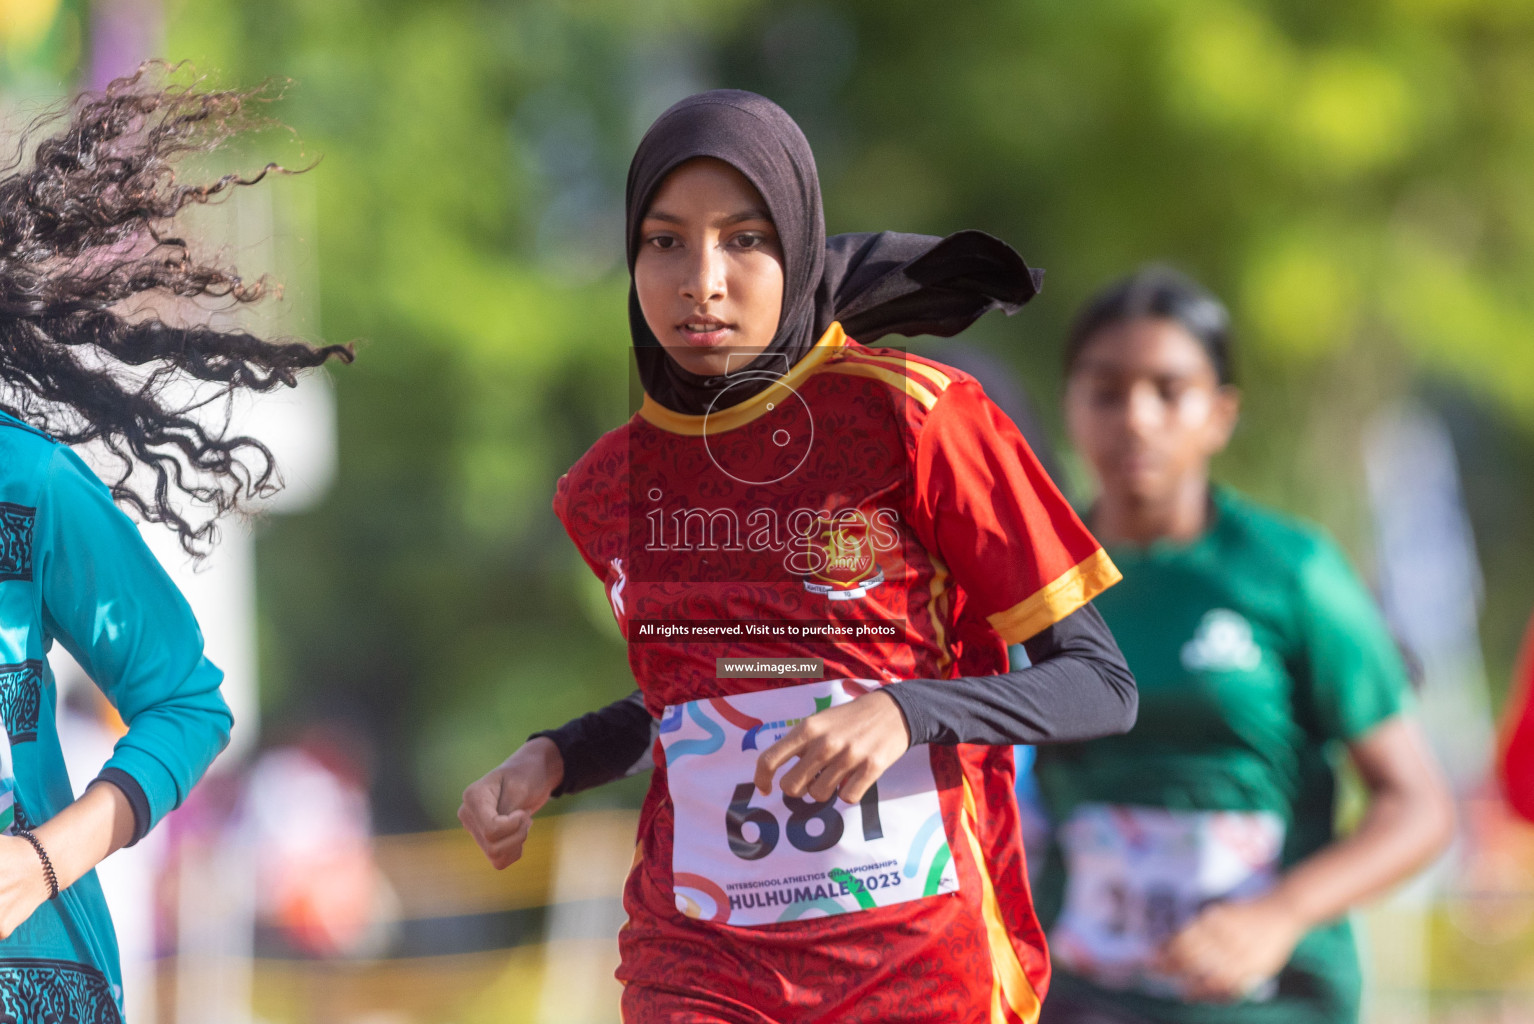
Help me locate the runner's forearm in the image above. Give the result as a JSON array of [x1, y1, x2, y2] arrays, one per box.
[[32, 780, 136, 892], [1263, 717, 1453, 930]]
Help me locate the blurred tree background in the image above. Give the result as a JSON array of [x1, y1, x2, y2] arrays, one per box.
[[134, 0, 1534, 830]]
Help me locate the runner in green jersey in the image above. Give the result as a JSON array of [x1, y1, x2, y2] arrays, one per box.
[[1034, 267, 1454, 1024]]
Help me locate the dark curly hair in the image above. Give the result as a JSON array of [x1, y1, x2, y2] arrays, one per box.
[[0, 63, 354, 555]]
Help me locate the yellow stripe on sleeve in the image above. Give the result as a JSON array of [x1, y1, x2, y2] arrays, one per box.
[[986, 548, 1122, 646]]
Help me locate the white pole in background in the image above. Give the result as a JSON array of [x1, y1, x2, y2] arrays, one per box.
[[1359, 402, 1494, 1024]]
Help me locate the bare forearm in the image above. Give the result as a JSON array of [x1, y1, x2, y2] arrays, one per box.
[[1271, 782, 1453, 930], [459, 737, 568, 870], [31, 780, 136, 891], [504, 736, 566, 805], [1161, 718, 1453, 1001]]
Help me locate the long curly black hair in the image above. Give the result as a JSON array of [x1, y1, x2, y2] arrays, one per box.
[[0, 63, 354, 555]]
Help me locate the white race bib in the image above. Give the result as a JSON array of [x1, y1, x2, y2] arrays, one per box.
[[661, 678, 960, 927], [1051, 804, 1285, 999]]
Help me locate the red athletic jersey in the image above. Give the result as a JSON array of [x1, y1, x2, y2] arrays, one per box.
[[1499, 612, 1534, 823], [554, 323, 1120, 1024]]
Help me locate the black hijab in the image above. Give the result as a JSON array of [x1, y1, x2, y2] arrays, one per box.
[[626, 90, 1044, 415]]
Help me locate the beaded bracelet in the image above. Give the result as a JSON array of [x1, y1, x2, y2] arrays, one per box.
[[14, 829, 59, 901]]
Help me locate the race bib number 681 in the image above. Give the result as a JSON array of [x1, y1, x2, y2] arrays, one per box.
[[661, 679, 960, 927]]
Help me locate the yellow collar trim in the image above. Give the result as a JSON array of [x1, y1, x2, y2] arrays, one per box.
[[637, 322, 849, 436]]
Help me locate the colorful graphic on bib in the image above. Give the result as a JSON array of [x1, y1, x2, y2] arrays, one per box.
[[662, 678, 960, 927], [903, 810, 954, 897], [708, 698, 763, 732], [740, 695, 834, 751], [673, 872, 731, 923], [661, 702, 725, 766]]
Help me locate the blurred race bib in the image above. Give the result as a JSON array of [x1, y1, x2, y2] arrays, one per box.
[[661, 678, 959, 928], [1051, 804, 1285, 1000]]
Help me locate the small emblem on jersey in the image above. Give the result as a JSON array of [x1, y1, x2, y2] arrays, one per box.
[[801, 512, 884, 600], [1180, 609, 1262, 673]]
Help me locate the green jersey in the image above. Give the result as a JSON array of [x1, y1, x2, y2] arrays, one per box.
[[1035, 487, 1410, 1024]]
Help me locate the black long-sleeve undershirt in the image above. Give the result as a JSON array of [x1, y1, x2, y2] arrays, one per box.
[[535, 603, 1136, 797], [540, 690, 656, 797]]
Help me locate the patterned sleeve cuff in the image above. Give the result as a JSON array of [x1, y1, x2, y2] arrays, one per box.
[[93, 767, 151, 847]]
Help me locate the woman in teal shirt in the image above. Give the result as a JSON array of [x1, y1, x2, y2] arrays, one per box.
[[0, 68, 350, 1020], [1035, 267, 1454, 1024]]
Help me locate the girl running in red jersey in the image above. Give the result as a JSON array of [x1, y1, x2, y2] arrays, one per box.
[[460, 91, 1137, 1023]]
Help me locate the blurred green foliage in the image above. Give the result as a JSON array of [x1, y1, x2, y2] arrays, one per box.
[[0, 0, 86, 97], [159, 0, 1534, 828]]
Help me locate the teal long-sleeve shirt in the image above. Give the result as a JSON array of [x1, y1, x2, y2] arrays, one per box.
[[0, 410, 232, 1021]]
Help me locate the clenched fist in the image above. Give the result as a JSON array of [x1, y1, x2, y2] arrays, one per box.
[[458, 737, 565, 870]]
